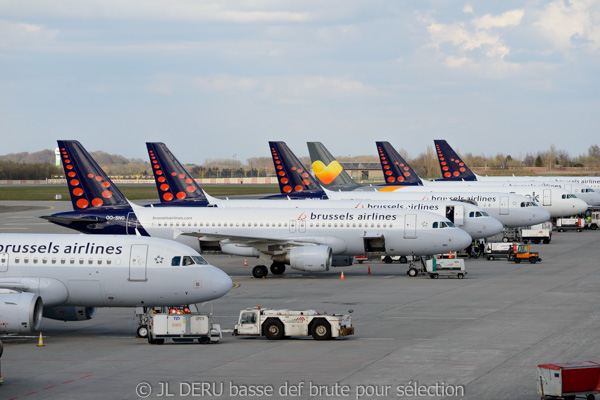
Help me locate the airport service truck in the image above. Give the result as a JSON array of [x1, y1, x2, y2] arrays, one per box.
[[556, 218, 586, 232], [521, 222, 553, 244], [485, 242, 516, 260], [422, 258, 466, 279], [233, 307, 354, 340], [145, 306, 222, 345]]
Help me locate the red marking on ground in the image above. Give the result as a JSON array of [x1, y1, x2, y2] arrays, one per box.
[[44, 385, 58, 390], [446, 363, 485, 367], [62, 380, 77, 384], [80, 375, 93, 379], [25, 392, 39, 396]]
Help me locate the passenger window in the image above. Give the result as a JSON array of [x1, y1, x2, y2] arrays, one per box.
[[42, 257, 47, 264], [79, 258, 84, 264], [61, 258, 66, 264], [15, 257, 20, 263], [24, 257, 29, 263], [51, 258, 57, 264], [107, 259, 112, 265], [171, 256, 181, 266], [88, 258, 93, 264], [98, 259, 103, 265], [33, 258, 38, 264], [70, 258, 75, 264]]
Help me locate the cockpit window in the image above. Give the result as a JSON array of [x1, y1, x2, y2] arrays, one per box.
[[520, 202, 536, 207], [192, 256, 208, 265], [171, 256, 181, 266], [432, 222, 438, 228], [182, 256, 194, 266], [433, 221, 452, 228], [446, 221, 455, 227], [562, 194, 576, 199]]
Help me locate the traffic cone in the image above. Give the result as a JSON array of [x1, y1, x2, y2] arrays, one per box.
[[37, 332, 45, 347], [368, 266, 371, 274], [449, 251, 453, 259], [340, 271, 345, 280], [244, 258, 248, 266]]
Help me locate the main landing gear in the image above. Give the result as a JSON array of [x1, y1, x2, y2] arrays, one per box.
[[252, 262, 287, 278]]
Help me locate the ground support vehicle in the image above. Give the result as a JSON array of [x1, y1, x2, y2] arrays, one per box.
[[521, 222, 553, 244], [507, 244, 542, 264], [556, 218, 586, 232], [537, 361, 600, 400], [145, 306, 222, 345], [485, 242, 516, 260], [381, 255, 411, 264], [422, 258, 466, 279], [233, 307, 354, 340], [585, 210, 599, 230]]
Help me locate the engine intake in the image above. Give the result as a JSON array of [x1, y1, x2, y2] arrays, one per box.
[[0, 291, 43, 333]]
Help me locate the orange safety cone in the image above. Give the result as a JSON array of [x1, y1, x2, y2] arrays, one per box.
[[368, 266, 371, 274], [340, 271, 345, 280], [449, 251, 453, 259], [244, 258, 248, 266], [37, 332, 45, 347]]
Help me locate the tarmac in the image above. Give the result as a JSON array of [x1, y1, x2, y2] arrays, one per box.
[[1, 200, 600, 399]]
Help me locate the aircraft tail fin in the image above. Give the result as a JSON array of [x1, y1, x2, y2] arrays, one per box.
[[267, 141, 327, 199], [57, 140, 131, 211], [307, 142, 362, 191], [146, 143, 210, 206], [434, 140, 477, 181], [375, 141, 423, 185]]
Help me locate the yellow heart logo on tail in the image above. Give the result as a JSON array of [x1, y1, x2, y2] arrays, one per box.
[[312, 160, 343, 184]]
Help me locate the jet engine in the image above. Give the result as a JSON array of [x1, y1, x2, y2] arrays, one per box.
[[272, 246, 332, 272], [43, 306, 97, 322], [0, 291, 43, 333]]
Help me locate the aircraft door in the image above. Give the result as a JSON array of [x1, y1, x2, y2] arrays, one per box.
[[404, 214, 417, 239], [126, 212, 138, 235], [445, 206, 455, 223], [543, 189, 551, 206], [129, 244, 148, 281], [0, 253, 7, 272], [454, 205, 465, 226], [500, 196, 509, 215], [289, 220, 296, 233]]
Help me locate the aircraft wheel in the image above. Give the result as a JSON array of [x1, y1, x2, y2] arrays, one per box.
[[137, 325, 148, 338], [270, 263, 286, 275], [502, 237, 508, 242], [264, 319, 284, 340], [252, 265, 268, 278], [407, 268, 418, 277]]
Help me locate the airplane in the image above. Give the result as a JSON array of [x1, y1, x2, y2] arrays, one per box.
[[433, 140, 600, 206], [144, 142, 503, 240], [43, 141, 472, 279], [309, 141, 588, 218], [274, 142, 551, 227], [0, 233, 232, 335]]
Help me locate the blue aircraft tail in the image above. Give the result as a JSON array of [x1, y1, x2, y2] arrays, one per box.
[[307, 142, 362, 191], [146, 143, 210, 206], [57, 140, 131, 211], [375, 141, 423, 186], [265, 141, 327, 199], [433, 140, 477, 181]]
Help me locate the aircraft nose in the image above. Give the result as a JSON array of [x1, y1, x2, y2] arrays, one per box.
[[487, 217, 504, 236], [572, 199, 588, 214], [450, 228, 472, 251], [210, 267, 233, 298]]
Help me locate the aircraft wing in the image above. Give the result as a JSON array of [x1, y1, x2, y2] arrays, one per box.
[[180, 231, 321, 251]]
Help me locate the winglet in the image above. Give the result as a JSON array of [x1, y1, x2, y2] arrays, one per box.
[[146, 143, 211, 206], [307, 142, 362, 191], [375, 141, 423, 186], [57, 140, 131, 211], [433, 140, 477, 181]]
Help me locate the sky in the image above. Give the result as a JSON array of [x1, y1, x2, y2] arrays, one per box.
[[1, 0, 599, 164]]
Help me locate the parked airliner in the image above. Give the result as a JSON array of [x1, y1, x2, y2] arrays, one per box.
[[269, 142, 550, 228], [144, 142, 503, 240], [0, 233, 232, 334], [42, 141, 472, 278]]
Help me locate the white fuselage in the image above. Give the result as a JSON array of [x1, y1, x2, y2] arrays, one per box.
[[133, 206, 473, 257], [207, 196, 503, 239], [416, 181, 589, 217], [0, 234, 232, 307], [468, 176, 600, 206], [323, 189, 550, 227]]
